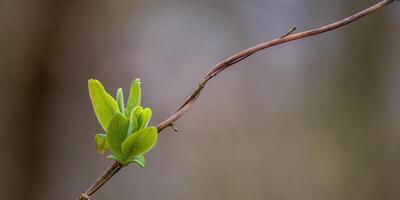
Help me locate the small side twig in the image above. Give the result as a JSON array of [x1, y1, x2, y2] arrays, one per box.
[[78, 1, 397, 199], [280, 27, 297, 38], [169, 124, 179, 132]]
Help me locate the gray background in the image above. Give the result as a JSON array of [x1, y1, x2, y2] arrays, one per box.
[[1, 0, 400, 199]]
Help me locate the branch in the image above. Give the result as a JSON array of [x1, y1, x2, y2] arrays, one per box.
[[79, 0, 397, 199], [79, 162, 122, 200], [156, 0, 397, 132]]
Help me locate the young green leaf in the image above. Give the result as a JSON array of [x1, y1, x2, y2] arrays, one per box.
[[133, 106, 143, 119], [122, 127, 158, 159], [95, 134, 109, 154], [126, 79, 141, 115], [128, 110, 139, 136], [129, 155, 145, 168], [88, 79, 119, 131], [116, 88, 125, 114], [138, 108, 152, 129], [106, 113, 130, 156]]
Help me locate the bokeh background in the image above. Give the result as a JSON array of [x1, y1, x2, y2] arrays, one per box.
[[1, 0, 400, 199]]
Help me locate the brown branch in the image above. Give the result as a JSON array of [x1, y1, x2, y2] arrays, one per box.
[[79, 162, 122, 200], [78, 0, 397, 199], [156, 0, 397, 132]]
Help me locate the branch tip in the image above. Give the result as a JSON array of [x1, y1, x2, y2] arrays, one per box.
[[79, 193, 90, 200]]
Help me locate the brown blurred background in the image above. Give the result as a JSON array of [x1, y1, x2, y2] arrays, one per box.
[[1, 0, 399, 199]]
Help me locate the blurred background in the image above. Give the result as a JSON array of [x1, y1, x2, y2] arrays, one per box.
[[1, 0, 400, 199]]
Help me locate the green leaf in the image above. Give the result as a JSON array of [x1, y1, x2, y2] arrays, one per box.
[[127, 106, 143, 135], [133, 106, 143, 119], [138, 108, 152, 129], [122, 127, 158, 159], [106, 113, 130, 156], [95, 134, 109, 154], [126, 79, 141, 115], [116, 88, 125, 114], [107, 154, 123, 163], [129, 155, 145, 168], [88, 79, 119, 131]]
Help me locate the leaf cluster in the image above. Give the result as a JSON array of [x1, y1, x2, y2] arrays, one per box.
[[89, 79, 157, 167]]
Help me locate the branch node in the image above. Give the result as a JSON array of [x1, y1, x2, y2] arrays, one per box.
[[191, 81, 206, 98]]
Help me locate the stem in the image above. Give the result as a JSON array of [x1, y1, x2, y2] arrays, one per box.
[[78, 0, 397, 199], [79, 162, 122, 200]]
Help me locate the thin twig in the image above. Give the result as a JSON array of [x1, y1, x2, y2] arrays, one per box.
[[79, 162, 122, 200], [156, 0, 397, 132], [78, 0, 397, 199]]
